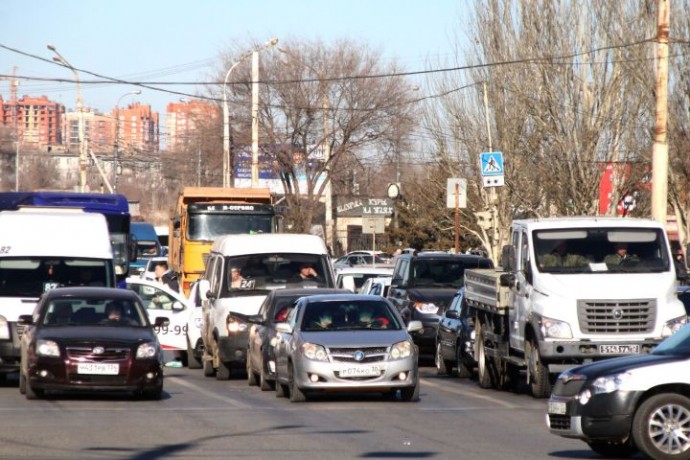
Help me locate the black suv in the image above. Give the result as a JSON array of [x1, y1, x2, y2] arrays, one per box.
[[386, 253, 493, 356]]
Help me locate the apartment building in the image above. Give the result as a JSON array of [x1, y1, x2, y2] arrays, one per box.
[[0, 95, 64, 149], [165, 99, 218, 150]]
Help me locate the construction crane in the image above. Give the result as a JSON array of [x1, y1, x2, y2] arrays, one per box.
[[1, 66, 19, 129]]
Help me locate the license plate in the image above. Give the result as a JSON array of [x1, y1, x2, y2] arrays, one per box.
[[548, 401, 567, 415], [77, 363, 119, 375], [338, 366, 381, 377], [599, 344, 639, 355]]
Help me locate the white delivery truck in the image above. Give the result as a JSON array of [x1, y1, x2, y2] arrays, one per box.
[[464, 217, 687, 398], [0, 208, 114, 379]]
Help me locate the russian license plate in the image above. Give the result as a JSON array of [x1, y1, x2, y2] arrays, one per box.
[[77, 363, 119, 375], [548, 401, 567, 415], [599, 344, 639, 355], [338, 366, 381, 377]]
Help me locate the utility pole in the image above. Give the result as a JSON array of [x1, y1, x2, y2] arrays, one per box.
[[651, 0, 670, 225], [483, 82, 500, 261], [251, 50, 260, 187]]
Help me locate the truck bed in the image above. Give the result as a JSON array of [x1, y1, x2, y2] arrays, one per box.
[[464, 268, 512, 315]]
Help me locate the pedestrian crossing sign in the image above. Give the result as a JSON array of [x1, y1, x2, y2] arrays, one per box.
[[480, 152, 504, 176]]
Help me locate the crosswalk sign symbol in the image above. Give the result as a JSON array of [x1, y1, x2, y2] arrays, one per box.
[[480, 152, 504, 176]]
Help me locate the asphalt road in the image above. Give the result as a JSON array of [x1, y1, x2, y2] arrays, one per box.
[[0, 366, 638, 460]]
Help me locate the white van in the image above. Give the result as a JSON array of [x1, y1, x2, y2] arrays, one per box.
[[197, 233, 334, 380], [0, 208, 114, 378]]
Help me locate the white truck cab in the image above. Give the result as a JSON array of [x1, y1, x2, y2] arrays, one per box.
[[0, 208, 114, 378]]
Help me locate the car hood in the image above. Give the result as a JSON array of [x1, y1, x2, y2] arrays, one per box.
[[562, 352, 685, 380], [300, 329, 411, 348], [37, 326, 156, 343], [405, 288, 457, 304]]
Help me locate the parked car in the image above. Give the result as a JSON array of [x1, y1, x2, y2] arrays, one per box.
[[273, 293, 423, 402], [547, 322, 690, 459], [333, 251, 393, 269], [335, 266, 394, 293], [360, 276, 392, 297], [387, 253, 494, 356], [245, 288, 350, 391], [434, 288, 475, 378], [18, 287, 167, 400]]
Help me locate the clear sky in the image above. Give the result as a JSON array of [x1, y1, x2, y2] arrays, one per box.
[[1, 0, 471, 127]]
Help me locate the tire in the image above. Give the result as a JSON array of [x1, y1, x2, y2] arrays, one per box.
[[435, 342, 454, 376], [259, 365, 274, 391], [476, 322, 494, 389], [19, 371, 26, 395], [246, 356, 257, 387], [586, 441, 637, 458], [632, 393, 690, 459], [456, 343, 473, 379], [203, 359, 215, 377], [187, 339, 202, 370], [275, 377, 288, 398], [526, 339, 551, 398], [400, 379, 420, 402], [25, 382, 44, 400], [216, 361, 231, 381], [288, 364, 306, 402], [178, 351, 189, 367], [140, 385, 164, 401]]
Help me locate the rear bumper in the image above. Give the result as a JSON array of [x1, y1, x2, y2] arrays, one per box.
[[218, 333, 249, 364]]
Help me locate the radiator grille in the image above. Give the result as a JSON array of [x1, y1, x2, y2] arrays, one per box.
[[577, 299, 655, 334], [329, 347, 388, 364], [548, 414, 571, 430], [66, 347, 130, 362]]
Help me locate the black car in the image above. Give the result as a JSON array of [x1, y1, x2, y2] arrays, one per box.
[[387, 253, 493, 356], [547, 323, 690, 459], [19, 287, 167, 400], [435, 288, 475, 378], [245, 288, 349, 390]]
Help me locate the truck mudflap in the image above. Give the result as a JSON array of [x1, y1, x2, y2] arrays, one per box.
[[540, 339, 661, 374]]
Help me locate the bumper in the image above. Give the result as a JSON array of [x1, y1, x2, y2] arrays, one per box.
[[540, 339, 660, 373], [27, 357, 164, 393], [410, 319, 439, 351], [217, 333, 249, 364], [0, 341, 20, 373], [546, 391, 639, 441], [292, 357, 418, 393]]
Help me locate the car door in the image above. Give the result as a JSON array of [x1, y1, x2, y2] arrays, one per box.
[[126, 278, 189, 351], [438, 292, 461, 360], [274, 303, 300, 381]]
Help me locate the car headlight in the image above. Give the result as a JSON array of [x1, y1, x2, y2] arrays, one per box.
[[301, 343, 328, 361], [413, 301, 438, 314], [0, 316, 9, 340], [579, 372, 631, 405], [389, 340, 413, 360], [541, 316, 572, 339], [136, 342, 158, 359], [36, 340, 60, 357], [227, 317, 248, 334], [662, 315, 687, 337]]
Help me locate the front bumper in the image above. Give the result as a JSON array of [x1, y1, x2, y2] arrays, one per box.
[[292, 356, 418, 393], [546, 389, 639, 441], [217, 332, 249, 364], [540, 339, 660, 373]]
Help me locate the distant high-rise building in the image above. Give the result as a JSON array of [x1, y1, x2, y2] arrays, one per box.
[[165, 99, 218, 150], [0, 95, 64, 149], [112, 102, 160, 154]]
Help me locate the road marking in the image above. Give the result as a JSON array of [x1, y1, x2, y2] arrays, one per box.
[[167, 376, 251, 408], [420, 378, 523, 409]]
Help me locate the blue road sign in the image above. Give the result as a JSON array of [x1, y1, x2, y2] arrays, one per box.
[[480, 152, 504, 176]]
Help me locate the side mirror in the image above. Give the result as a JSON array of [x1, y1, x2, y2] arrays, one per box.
[[499, 273, 516, 287], [246, 314, 264, 324], [197, 279, 211, 301], [407, 320, 423, 333], [275, 322, 293, 334], [500, 245, 516, 271], [171, 301, 185, 311], [154, 316, 170, 328], [445, 310, 459, 319], [18, 315, 34, 325]]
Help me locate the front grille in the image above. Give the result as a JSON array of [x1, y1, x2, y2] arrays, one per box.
[[549, 414, 570, 430], [577, 299, 655, 334], [68, 375, 129, 385], [552, 379, 586, 397], [329, 347, 388, 364], [66, 347, 130, 362]]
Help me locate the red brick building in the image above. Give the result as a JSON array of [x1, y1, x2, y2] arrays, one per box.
[[165, 99, 218, 150], [0, 95, 64, 149]]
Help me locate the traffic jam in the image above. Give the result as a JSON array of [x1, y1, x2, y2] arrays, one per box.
[[1, 189, 690, 460]]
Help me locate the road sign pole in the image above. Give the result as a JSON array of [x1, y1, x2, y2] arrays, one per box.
[[455, 183, 460, 254]]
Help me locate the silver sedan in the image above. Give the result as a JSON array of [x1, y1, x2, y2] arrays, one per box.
[[273, 294, 423, 402]]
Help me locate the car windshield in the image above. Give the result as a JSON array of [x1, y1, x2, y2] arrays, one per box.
[[411, 258, 492, 288], [42, 298, 147, 327], [652, 324, 690, 356], [300, 300, 401, 332]]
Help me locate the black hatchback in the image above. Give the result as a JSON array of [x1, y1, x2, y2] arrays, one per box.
[[19, 287, 167, 400], [435, 288, 476, 378]]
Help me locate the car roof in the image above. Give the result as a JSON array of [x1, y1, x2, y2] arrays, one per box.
[[270, 288, 350, 299], [211, 233, 327, 256], [399, 253, 493, 262], [43, 286, 140, 300], [298, 293, 390, 303], [335, 266, 395, 274]]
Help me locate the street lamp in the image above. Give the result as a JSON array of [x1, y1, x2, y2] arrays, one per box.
[[222, 38, 278, 188], [114, 90, 141, 192], [48, 44, 86, 192]]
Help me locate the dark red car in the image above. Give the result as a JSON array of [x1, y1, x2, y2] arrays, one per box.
[[19, 287, 167, 400]]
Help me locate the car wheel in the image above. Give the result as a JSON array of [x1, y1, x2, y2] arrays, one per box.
[[202, 358, 215, 377], [140, 385, 164, 401], [526, 339, 551, 398], [216, 361, 231, 380], [585, 441, 637, 458], [288, 363, 306, 402], [259, 364, 274, 391], [632, 393, 690, 459], [19, 371, 26, 395], [399, 379, 420, 402], [435, 342, 454, 376], [187, 339, 202, 370], [456, 343, 473, 379], [25, 382, 44, 400], [275, 376, 288, 398], [246, 356, 257, 386], [476, 322, 493, 389]]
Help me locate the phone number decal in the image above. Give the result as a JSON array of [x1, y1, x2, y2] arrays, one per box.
[[154, 325, 188, 335]]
